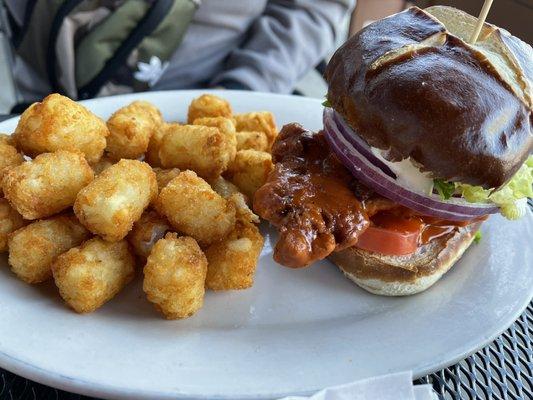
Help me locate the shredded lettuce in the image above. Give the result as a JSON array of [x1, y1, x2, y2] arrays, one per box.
[[433, 179, 455, 200], [455, 156, 533, 220], [322, 99, 331, 107], [474, 230, 482, 243]]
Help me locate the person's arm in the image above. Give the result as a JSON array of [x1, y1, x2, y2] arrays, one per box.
[[210, 0, 355, 93]]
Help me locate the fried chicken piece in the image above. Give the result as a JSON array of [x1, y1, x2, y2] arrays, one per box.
[[253, 123, 369, 268]]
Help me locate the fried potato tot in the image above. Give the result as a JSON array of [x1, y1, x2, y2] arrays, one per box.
[[145, 122, 172, 167], [0, 133, 15, 147], [234, 112, 277, 147], [208, 176, 241, 199], [3, 151, 94, 220], [225, 150, 273, 200], [0, 142, 24, 192], [153, 167, 181, 192], [155, 170, 235, 245], [106, 101, 163, 160], [13, 94, 108, 163], [228, 192, 259, 224], [235, 130, 269, 152], [74, 160, 157, 242], [127, 210, 170, 259], [205, 220, 264, 290], [192, 117, 237, 162], [0, 198, 25, 252], [159, 124, 233, 180], [8, 214, 89, 283], [143, 233, 207, 319], [52, 237, 135, 313], [89, 155, 114, 175], [187, 94, 232, 123]]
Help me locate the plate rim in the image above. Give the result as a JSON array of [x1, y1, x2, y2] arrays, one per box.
[[0, 89, 531, 400]]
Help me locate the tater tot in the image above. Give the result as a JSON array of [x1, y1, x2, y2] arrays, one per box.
[[0, 133, 15, 147], [159, 124, 233, 179], [224, 150, 273, 200], [205, 220, 264, 290], [187, 94, 232, 123], [13, 94, 108, 163], [0, 142, 24, 192], [89, 155, 114, 175], [153, 167, 181, 192], [145, 122, 175, 167], [106, 101, 162, 160], [127, 210, 170, 258], [192, 117, 237, 162], [0, 198, 25, 252], [143, 233, 207, 319], [228, 192, 260, 224], [8, 214, 89, 284], [209, 176, 241, 199], [234, 112, 277, 146], [155, 170, 235, 245], [235, 130, 269, 152], [3, 150, 94, 220], [52, 238, 135, 313], [74, 160, 157, 242]]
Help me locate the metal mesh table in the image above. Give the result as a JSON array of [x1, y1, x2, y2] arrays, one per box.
[[1, 302, 531, 400]]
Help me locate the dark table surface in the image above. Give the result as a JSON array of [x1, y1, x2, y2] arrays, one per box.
[[0, 114, 531, 399]]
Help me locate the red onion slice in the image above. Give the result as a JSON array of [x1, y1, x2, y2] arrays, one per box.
[[325, 108, 396, 178], [322, 111, 499, 221]]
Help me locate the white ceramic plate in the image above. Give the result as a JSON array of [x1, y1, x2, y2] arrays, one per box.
[[0, 90, 531, 400]]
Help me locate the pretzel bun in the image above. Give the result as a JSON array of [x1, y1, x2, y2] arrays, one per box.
[[328, 222, 482, 296], [325, 6, 532, 189]]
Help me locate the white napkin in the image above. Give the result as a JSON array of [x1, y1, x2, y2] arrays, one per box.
[[279, 372, 437, 400]]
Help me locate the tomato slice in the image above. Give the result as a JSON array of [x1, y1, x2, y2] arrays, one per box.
[[356, 212, 423, 256], [356, 225, 419, 255]]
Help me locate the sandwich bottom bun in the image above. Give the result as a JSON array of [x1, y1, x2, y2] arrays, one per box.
[[328, 222, 482, 296]]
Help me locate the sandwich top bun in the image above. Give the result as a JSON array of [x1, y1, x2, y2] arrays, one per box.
[[325, 6, 532, 190]]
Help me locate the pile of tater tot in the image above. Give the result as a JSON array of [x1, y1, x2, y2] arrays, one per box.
[[0, 93, 275, 319]]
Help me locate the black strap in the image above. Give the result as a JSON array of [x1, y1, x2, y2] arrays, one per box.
[[46, 0, 85, 94], [11, 0, 38, 48], [77, 0, 174, 99]]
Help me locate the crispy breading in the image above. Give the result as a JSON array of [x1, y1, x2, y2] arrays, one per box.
[[192, 116, 237, 163], [74, 159, 157, 242], [106, 101, 163, 160], [187, 94, 232, 123], [2, 150, 94, 220], [13, 94, 108, 163], [224, 149, 273, 200], [52, 237, 135, 313], [0, 198, 25, 252], [158, 124, 233, 180], [155, 170, 235, 246], [127, 209, 170, 259], [234, 112, 277, 146], [8, 214, 89, 283], [152, 167, 181, 192], [235, 130, 269, 151], [143, 233, 207, 319], [205, 220, 264, 290]]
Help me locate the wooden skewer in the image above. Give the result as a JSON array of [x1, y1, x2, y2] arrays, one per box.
[[469, 0, 494, 44]]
